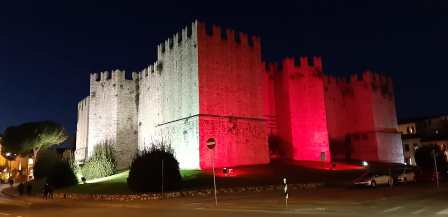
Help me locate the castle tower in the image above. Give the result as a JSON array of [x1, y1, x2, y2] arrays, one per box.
[[138, 21, 269, 169], [79, 70, 138, 169], [273, 57, 331, 162], [324, 71, 403, 163], [75, 97, 89, 163]]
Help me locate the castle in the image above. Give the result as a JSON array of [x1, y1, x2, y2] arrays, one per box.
[[75, 21, 404, 170]]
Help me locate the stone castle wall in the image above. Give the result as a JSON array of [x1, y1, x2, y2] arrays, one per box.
[[324, 71, 403, 163], [86, 70, 138, 169], [138, 22, 200, 169], [75, 21, 404, 170], [196, 23, 270, 168], [75, 97, 89, 163], [278, 57, 331, 162]]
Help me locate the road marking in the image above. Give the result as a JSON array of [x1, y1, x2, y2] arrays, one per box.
[[383, 206, 403, 213], [437, 208, 448, 215], [195, 207, 328, 215], [412, 208, 426, 215]]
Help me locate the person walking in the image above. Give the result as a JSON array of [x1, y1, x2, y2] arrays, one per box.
[[26, 182, 32, 196], [48, 185, 54, 199], [17, 183, 24, 196], [42, 183, 49, 200]]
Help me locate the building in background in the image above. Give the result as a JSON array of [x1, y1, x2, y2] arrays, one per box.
[[0, 138, 33, 182], [75, 21, 404, 170], [398, 114, 448, 165]]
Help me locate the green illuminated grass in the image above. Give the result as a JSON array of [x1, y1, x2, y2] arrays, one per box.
[[62, 170, 130, 194], [58, 161, 366, 195], [60, 169, 209, 194]]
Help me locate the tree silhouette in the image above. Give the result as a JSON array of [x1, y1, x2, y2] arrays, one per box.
[[1, 121, 68, 161]]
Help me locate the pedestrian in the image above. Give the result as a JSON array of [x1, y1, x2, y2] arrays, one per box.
[[26, 182, 32, 196], [42, 183, 49, 200], [17, 183, 24, 196], [282, 177, 288, 207], [8, 178, 14, 187], [48, 184, 54, 199]]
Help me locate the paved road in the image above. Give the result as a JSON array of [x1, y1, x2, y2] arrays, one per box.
[[1, 183, 448, 217]]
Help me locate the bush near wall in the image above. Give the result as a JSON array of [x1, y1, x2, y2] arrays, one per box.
[[47, 160, 78, 188], [81, 144, 117, 180], [33, 149, 58, 179], [33, 149, 78, 188], [127, 144, 182, 193]]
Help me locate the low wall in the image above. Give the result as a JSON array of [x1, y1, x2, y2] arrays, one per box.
[[54, 183, 324, 201]]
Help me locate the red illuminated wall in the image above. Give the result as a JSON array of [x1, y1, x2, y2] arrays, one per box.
[[196, 23, 270, 169], [192, 21, 402, 167], [275, 57, 331, 162], [324, 72, 403, 163]]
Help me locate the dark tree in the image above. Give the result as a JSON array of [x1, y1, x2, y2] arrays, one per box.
[[127, 144, 182, 193], [1, 121, 68, 161], [414, 145, 447, 171]]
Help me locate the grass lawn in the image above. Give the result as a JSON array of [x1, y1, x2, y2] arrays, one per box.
[[58, 161, 367, 195]]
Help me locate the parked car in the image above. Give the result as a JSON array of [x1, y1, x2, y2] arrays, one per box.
[[353, 172, 394, 187], [395, 168, 416, 183]]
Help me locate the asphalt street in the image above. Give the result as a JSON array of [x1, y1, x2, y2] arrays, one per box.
[[1, 183, 447, 217]]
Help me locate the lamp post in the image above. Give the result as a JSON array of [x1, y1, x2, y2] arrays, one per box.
[[206, 138, 217, 206]]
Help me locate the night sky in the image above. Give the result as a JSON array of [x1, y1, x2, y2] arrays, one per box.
[[1, 0, 447, 136]]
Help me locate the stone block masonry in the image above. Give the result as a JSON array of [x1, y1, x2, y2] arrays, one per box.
[[75, 20, 403, 170]]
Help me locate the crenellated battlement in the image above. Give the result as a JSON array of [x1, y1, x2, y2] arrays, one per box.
[[324, 70, 394, 98], [157, 21, 198, 58], [326, 71, 391, 85], [77, 96, 90, 110], [197, 21, 261, 51], [283, 56, 322, 71], [90, 70, 138, 83], [138, 61, 164, 79]]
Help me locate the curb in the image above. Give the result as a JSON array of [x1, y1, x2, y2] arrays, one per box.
[[53, 182, 324, 201]]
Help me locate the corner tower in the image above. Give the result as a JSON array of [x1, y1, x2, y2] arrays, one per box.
[[138, 21, 270, 169], [87, 70, 139, 169]]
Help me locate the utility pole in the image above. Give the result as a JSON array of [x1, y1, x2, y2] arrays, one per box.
[[432, 149, 439, 189], [161, 159, 164, 199], [206, 138, 218, 206], [212, 148, 217, 206]]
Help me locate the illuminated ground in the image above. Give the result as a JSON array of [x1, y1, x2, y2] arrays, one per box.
[[1, 182, 448, 217], [60, 161, 366, 194]]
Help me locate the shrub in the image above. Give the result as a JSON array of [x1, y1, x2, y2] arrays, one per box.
[[81, 144, 117, 180], [33, 149, 58, 179], [46, 160, 78, 188], [127, 144, 182, 193], [33, 149, 78, 188], [62, 150, 79, 176]]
